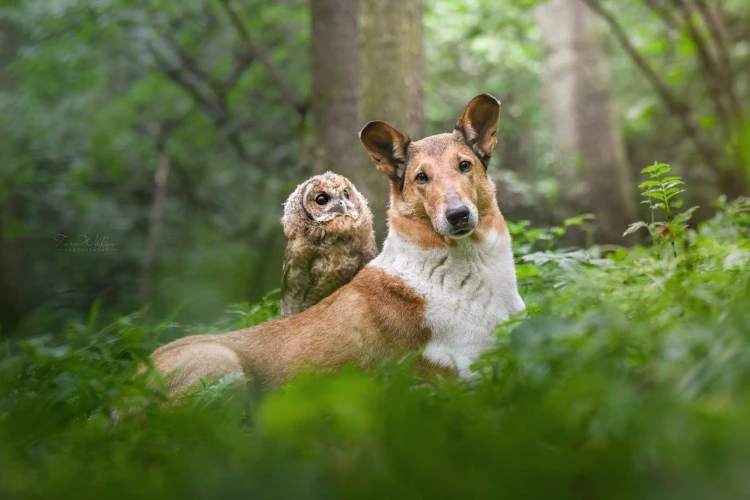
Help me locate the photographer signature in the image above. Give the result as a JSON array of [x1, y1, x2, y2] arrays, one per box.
[[53, 234, 119, 252]]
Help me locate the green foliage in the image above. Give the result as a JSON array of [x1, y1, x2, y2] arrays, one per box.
[[509, 214, 596, 279], [1, 0, 749, 492], [0, 0, 304, 334], [509, 214, 595, 255], [424, 0, 558, 212], [2, 0, 747, 336], [2, 195, 750, 498], [625, 163, 697, 257]]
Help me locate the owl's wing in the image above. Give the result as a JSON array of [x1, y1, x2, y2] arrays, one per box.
[[363, 232, 379, 264], [281, 247, 293, 297], [280, 247, 302, 318], [281, 247, 315, 303]]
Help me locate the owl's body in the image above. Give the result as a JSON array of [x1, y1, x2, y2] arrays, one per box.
[[280, 172, 377, 317]]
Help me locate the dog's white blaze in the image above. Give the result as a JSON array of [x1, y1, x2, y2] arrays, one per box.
[[369, 228, 525, 376]]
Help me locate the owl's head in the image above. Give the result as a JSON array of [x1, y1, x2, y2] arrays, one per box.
[[282, 172, 372, 237]]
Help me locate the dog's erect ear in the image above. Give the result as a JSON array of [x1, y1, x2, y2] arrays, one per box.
[[359, 121, 411, 187], [455, 94, 501, 167]]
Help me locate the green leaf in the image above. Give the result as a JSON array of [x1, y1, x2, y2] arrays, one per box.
[[641, 162, 671, 177], [623, 221, 648, 237], [638, 180, 661, 189], [643, 191, 667, 200], [563, 214, 595, 227]]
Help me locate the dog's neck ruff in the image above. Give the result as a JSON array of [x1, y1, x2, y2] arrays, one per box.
[[369, 227, 525, 376]]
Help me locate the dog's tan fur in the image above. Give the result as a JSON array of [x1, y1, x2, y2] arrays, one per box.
[[151, 267, 432, 392], [149, 94, 512, 395]]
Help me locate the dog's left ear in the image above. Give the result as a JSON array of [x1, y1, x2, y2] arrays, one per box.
[[455, 94, 501, 167]]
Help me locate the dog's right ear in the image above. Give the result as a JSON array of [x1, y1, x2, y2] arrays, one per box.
[[359, 121, 411, 186]]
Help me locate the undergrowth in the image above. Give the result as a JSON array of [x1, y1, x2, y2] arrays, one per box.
[[2, 165, 750, 499]]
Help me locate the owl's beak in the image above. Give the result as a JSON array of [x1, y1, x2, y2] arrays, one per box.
[[329, 201, 347, 215]]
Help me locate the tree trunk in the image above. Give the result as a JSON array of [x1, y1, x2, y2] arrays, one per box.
[[309, 0, 361, 176], [141, 154, 171, 308], [360, 0, 424, 239], [536, 0, 637, 245], [0, 21, 28, 333]]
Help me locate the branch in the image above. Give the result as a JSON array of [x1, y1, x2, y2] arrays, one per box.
[[148, 44, 250, 162], [578, 0, 720, 171], [641, 0, 681, 32], [669, 0, 735, 130], [216, 0, 308, 114], [140, 152, 171, 308], [163, 31, 223, 93], [225, 47, 254, 91], [692, 0, 743, 119], [140, 117, 182, 308], [148, 45, 223, 120]]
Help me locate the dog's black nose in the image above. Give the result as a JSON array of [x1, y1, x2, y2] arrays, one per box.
[[446, 205, 471, 226]]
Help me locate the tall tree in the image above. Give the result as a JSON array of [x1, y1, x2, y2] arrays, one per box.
[[309, 0, 361, 176], [360, 0, 424, 238], [580, 0, 749, 198], [536, 0, 637, 244]]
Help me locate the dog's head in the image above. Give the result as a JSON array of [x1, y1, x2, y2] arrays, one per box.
[[360, 94, 502, 245]]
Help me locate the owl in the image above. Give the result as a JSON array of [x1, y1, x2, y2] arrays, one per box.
[[280, 171, 378, 317]]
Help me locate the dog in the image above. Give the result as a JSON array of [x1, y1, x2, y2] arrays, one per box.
[[149, 94, 525, 395]]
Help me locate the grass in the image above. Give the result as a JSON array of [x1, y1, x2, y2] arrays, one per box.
[[2, 178, 750, 499]]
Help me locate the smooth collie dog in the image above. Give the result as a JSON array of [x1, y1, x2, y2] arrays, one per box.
[[150, 94, 525, 395]]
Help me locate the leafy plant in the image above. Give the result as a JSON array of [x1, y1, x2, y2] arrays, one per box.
[[624, 162, 698, 257], [226, 289, 281, 329], [2, 187, 749, 499], [509, 214, 595, 256]]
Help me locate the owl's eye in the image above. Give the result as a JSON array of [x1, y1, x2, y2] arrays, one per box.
[[459, 160, 472, 173], [415, 172, 429, 184], [343, 190, 350, 200], [315, 193, 329, 205]]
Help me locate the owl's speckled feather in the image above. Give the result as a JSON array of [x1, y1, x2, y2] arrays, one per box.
[[280, 172, 377, 317]]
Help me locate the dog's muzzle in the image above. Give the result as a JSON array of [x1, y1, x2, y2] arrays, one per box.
[[443, 203, 477, 238]]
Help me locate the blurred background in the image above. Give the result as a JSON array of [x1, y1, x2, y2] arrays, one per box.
[[0, 0, 748, 337]]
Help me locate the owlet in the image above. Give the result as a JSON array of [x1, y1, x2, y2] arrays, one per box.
[[280, 172, 377, 317]]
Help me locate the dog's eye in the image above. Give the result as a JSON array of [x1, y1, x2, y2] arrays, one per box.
[[315, 193, 329, 205], [459, 160, 472, 173], [343, 190, 350, 200], [415, 173, 429, 184]]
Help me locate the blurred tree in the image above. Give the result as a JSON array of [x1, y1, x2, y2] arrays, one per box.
[[309, 0, 362, 178], [0, 19, 29, 332], [1, 0, 748, 336], [140, 121, 181, 308], [360, 0, 425, 237], [581, 0, 749, 198], [536, 0, 637, 244], [0, 0, 311, 335], [422, 1, 560, 226]]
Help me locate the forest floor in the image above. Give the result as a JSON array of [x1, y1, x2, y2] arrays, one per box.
[[2, 175, 750, 499]]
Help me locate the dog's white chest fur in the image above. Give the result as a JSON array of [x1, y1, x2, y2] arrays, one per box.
[[370, 229, 525, 376]]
